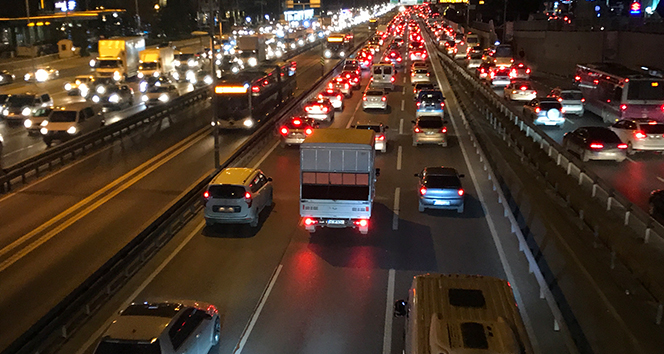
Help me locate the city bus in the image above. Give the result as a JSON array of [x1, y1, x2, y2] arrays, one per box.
[[212, 61, 296, 129], [574, 63, 664, 123], [324, 33, 352, 59]]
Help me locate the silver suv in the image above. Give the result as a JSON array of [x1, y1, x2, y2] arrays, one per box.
[[204, 167, 273, 227], [93, 301, 220, 354]]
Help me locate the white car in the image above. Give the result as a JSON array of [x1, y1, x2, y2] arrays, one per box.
[[411, 68, 431, 84], [317, 89, 344, 111], [504, 82, 537, 102], [141, 85, 180, 106], [362, 89, 388, 111], [353, 122, 388, 152], [610, 118, 664, 154], [24, 66, 59, 82]]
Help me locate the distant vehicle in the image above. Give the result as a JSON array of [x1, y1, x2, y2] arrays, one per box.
[[384, 50, 403, 68], [394, 273, 534, 354], [371, 63, 395, 90], [237, 35, 266, 67], [411, 68, 431, 84], [317, 89, 344, 111], [413, 83, 436, 98], [0, 92, 53, 125], [279, 116, 318, 146], [574, 63, 664, 123], [300, 129, 377, 235], [509, 62, 531, 80], [203, 167, 273, 227], [64, 75, 96, 97], [341, 68, 361, 89], [466, 52, 483, 69], [92, 84, 135, 110], [610, 118, 664, 154], [353, 122, 388, 152], [141, 84, 180, 106], [523, 97, 565, 127], [489, 67, 511, 87], [493, 44, 514, 68], [138, 47, 175, 79], [324, 33, 351, 59], [549, 88, 585, 116], [0, 69, 15, 85], [212, 61, 296, 129], [92, 301, 220, 354], [40, 102, 105, 147], [409, 48, 427, 61], [476, 62, 495, 80], [187, 70, 214, 88], [415, 167, 465, 213], [328, 76, 352, 97], [95, 37, 145, 81], [504, 81, 537, 102], [563, 126, 627, 162], [23, 66, 59, 82], [304, 97, 334, 121], [466, 33, 480, 49], [412, 116, 447, 147], [362, 88, 388, 111], [23, 106, 53, 134], [139, 76, 174, 93], [416, 90, 445, 118]]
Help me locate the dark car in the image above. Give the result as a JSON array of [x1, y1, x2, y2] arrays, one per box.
[[562, 126, 627, 162], [92, 84, 134, 110], [0, 70, 15, 85], [649, 190, 664, 220], [416, 166, 465, 213]]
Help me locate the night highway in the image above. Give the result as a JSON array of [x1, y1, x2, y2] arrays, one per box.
[[2, 2, 664, 354]]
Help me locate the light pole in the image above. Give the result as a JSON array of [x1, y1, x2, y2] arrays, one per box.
[[135, 0, 141, 31]]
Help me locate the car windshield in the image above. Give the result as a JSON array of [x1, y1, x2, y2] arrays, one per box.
[[148, 86, 170, 93], [139, 62, 158, 70], [97, 59, 120, 68], [49, 110, 77, 122], [540, 102, 562, 110], [208, 185, 246, 199], [416, 84, 434, 90], [415, 69, 428, 74], [561, 91, 583, 100], [417, 118, 443, 128], [366, 90, 383, 96], [425, 175, 461, 189], [626, 80, 664, 101], [355, 125, 381, 133], [7, 95, 34, 107], [641, 124, 664, 134], [419, 91, 443, 101], [94, 340, 161, 354]]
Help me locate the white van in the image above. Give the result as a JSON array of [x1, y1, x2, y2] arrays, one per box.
[[394, 273, 534, 354], [40, 102, 105, 147], [371, 63, 395, 90]]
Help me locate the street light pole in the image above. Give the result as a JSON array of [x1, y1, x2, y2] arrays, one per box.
[[134, 0, 141, 31]]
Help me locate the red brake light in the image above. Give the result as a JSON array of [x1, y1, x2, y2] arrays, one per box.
[[345, 84, 349, 89], [520, 86, 527, 91], [377, 134, 385, 141], [251, 86, 260, 93], [589, 142, 604, 149], [354, 219, 369, 227], [280, 126, 288, 135], [322, 106, 328, 113], [526, 68, 531, 74], [244, 192, 252, 207], [419, 187, 427, 195], [363, 96, 367, 101], [381, 96, 387, 101], [635, 131, 647, 139], [203, 190, 210, 199], [441, 127, 447, 133], [575, 75, 581, 81], [337, 94, 342, 100], [293, 119, 301, 125], [305, 127, 313, 135], [414, 126, 421, 133], [660, 104, 664, 111], [581, 98, 585, 102], [535, 107, 541, 113], [440, 102, 445, 108], [416, 102, 421, 108], [390, 76, 395, 82], [457, 189, 464, 196], [620, 104, 628, 111], [558, 97, 563, 102], [304, 217, 317, 226], [618, 143, 628, 149]]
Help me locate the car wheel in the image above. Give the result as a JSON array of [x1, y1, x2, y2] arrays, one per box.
[[457, 204, 464, 214], [44, 138, 52, 147], [412, 140, 417, 147], [205, 219, 214, 227], [249, 214, 259, 228], [627, 142, 635, 156], [649, 203, 655, 215], [266, 190, 273, 207], [582, 150, 590, 162], [418, 202, 425, 212], [212, 317, 220, 345]]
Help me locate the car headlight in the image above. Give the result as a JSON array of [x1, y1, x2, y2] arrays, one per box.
[[158, 94, 170, 103], [89, 59, 96, 67], [231, 66, 240, 74], [108, 93, 120, 103], [137, 72, 144, 79], [186, 70, 196, 82], [153, 71, 160, 78], [24, 73, 31, 81], [141, 95, 149, 102], [40, 127, 48, 135], [174, 60, 181, 67], [324, 50, 332, 58], [248, 57, 258, 67], [187, 59, 197, 67], [35, 69, 48, 82], [113, 71, 121, 81], [204, 75, 213, 85], [67, 126, 77, 135], [243, 119, 254, 128], [96, 86, 106, 94], [22, 107, 32, 116], [139, 81, 148, 93], [64, 83, 72, 91], [172, 72, 180, 81], [2, 108, 8, 116], [340, 51, 346, 57], [41, 120, 49, 127], [92, 95, 100, 103], [24, 119, 33, 128]]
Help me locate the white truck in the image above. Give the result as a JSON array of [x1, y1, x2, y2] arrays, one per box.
[[300, 129, 377, 234], [237, 35, 266, 67], [95, 37, 145, 81], [138, 47, 175, 79]]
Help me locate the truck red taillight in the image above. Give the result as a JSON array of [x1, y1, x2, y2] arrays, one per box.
[[458, 189, 464, 196], [354, 219, 369, 227], [304, 217, 317, 226], [419, 187, 427, 195], [203, 190, 210, 199]]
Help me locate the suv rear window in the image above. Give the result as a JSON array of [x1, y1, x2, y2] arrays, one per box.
[[355, 125, 381, 133], [539, 102, 562, 111], [561, 91, 583, 100], [208, 185, 246, 198], [366, 90, 383, 96], [424, 175, 461, 188], [49, 110, 77, 122], [122, 303, 180, 318], [417, 118, 443, 128], [94, 339, 161, 354]]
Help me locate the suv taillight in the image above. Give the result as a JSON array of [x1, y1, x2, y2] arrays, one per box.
[[244, 192, 252, 207]]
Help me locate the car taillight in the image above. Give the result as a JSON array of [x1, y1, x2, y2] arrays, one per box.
[[440, 102, 445, 108], [251, 86, 260, 93], [589, 142, 604, 149], [526, 68, 531, 74], [354, 219, 369, 228], [244, 192, 252, 207], [520, 86, 527, 90], [575, 75, 581, 81], [304, 217, 317, 226], [490, 72, 495, 78], [458, 189, 464, 196], [620, 104, 628, 111], [397, 57, 402, 62], [618, 143, 628, 149], [305, 127, 314, 135], [391, 76, 395, 82], [305, 106, 312, 112], [381, 96, 387, 101], [344, 84, 349, 89], [635, 131, 647, 139], [203, 190, 210, 199], [322, 106, 328, 113], [416, 102, 421, 108], [280, 127, 288, 135], [414, 126, 421, 133], [558, 97, 563, 102], [561, 108, 566, 113], [413, 88, 417, 94], [337, 94, 342, 100], [419, 187, 427, 195], [377, 134, 385, 141], [363, 96, 367, 101], [535, 107, 541, 113], [581, 98, 585, 103], [410, 54, 415, 60], [441, 127, 447, 133], [293, 119, 301, 125], [660, 104, 664, 111]]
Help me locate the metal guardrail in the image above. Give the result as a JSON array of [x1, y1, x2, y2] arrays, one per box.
[[432, 29, 664, 324], [0, 35, 360, 354]]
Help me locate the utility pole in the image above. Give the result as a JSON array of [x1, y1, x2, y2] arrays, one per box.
[[211, 14, 220, 169], [135, 0, 141, 31]]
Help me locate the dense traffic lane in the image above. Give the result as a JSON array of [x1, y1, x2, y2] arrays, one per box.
[[0, 40, 357, 352], [69, 37, 572, 354]]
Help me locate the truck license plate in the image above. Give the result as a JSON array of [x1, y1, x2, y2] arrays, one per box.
[[327, 219, 345, 225], [434, 200, 450, 206]]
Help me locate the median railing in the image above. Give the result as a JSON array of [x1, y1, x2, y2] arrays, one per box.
[[0, 35, 361, 354]]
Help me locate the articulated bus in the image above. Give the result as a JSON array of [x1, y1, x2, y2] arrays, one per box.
[[213, 61, 296, 129], [574, 63, 664, 123]]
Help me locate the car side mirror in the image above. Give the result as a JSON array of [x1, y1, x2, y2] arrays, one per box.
[[394, 300, 407, 317], [384, 126, 389, 129], [443, 120, 449, 124], [350, 125, 356, 128], [414, 173, 421, 177], [458, 174, 465, 178], [411, 120, 416, 124], [267, 177, 273, 182], [375, 168, 381, 177]]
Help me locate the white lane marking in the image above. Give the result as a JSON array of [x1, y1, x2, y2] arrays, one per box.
[[399, 118, 404, 135], [626, 156, 635, 162], [426, 51, 544, 352], [401, 99, 405, 111], [392, 188, 400, 230], [234, 264, 283, 354], [76, 220, 206, 354], [345, 98, 364, 129], [252, 140, 280, 169], [402, 76, 406, 84], [382, 269, 396, 354], [396, 146, 402, 170], [402, 86, 406, 94], [565, 118, 576, 125], [657, 176, 664, 183]]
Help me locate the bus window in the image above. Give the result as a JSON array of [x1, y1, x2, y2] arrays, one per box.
[[613, 86, 623, 103], [627, 80, 664, 101]]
